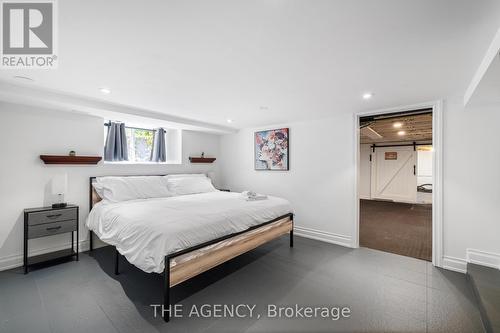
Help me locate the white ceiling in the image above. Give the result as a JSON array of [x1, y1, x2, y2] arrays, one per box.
[[465, 25, 500, 107], [2, 0, 500, 129], [464, 27, 500, 106], [467, 54, 500, 106]]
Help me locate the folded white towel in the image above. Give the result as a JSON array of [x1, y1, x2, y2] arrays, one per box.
[[241, 191, 268, 201]]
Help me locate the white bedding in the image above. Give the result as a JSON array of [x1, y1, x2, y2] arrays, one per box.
[[86, 191, 293, 273]]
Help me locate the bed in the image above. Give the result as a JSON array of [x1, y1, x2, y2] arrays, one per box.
[[87, 175, 294, 322]]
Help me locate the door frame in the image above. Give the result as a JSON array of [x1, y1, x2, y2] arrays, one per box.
[[352, 100, 443, 267]]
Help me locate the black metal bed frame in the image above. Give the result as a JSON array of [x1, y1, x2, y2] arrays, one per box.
[[88, 177, 294, 322]]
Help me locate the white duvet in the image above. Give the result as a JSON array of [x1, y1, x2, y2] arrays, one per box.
[[86, 191, 293, 273]]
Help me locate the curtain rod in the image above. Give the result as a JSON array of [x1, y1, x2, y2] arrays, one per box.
[[104, 122, 163, 132]]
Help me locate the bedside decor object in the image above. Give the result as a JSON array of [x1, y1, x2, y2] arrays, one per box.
[[51, 174, 68, 208], [255, 128, 289, 170], [189, 157, 216, 163], [69, 150, 76, 156], [40, 155, 102, 164], [23, 205, 79, 274], [201, 152, 205, 158]]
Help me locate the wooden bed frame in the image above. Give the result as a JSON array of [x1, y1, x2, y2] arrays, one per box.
[[88, 176, 294, 322]]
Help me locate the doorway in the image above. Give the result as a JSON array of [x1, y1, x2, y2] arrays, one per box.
[[355, 106, 441, 263]]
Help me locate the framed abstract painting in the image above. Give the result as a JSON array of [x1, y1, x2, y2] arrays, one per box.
[[254, 128, 289, 170]]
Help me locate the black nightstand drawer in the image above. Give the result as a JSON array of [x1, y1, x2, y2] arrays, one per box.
[[27, 208, 77, 226], [28, 220, 77, 239]]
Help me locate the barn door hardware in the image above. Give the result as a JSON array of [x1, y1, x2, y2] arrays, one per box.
[[370, 141, 432, 152]]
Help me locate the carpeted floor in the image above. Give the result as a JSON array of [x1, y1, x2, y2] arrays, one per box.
[[360, 199, 432, 261]]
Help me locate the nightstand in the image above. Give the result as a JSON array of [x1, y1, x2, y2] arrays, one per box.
[[23, 205, 79, 274]]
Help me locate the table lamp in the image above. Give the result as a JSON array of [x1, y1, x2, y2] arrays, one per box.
[[52, 174, 68, 208]]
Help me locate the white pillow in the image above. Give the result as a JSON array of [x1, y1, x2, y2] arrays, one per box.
[[165, 174, 217, 195], [93, 176, 172, 202]]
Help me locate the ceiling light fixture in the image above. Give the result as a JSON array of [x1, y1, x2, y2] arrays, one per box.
[[393, 122, 403, 128], [13, 75, 34, 82], [362, 92, 373, 100], [99, 87, 111, 94], [397, 130, 406, 136], [226, 119, 233, 123]]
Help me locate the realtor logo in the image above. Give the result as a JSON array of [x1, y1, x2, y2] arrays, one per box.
[[1, 0, 57, 68]]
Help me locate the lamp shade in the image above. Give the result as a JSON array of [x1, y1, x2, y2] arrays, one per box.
[[51, 174, 68, 195]]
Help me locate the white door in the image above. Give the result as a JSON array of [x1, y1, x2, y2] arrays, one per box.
[[370, 146, 417, 203]]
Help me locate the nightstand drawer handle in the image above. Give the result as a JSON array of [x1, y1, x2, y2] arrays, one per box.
[[46, 214, 62, 219], [46, 226, 62, 231]]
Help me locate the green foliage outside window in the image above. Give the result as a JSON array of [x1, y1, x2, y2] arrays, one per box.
[[125, 128, 155, 162]]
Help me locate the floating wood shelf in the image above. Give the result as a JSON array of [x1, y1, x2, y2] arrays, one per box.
[[40, 155, 102, 165], [189, 157, 216, 163]]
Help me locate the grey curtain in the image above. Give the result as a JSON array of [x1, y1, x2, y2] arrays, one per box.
[[151, 128, 166, 162], [104, 122, 128, 161]]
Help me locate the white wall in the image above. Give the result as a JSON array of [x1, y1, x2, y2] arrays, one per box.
[[359, 144, 371, 199], [0, 102, 221, 270], [417, 150, 433, 186], [219, 114, 355, 246], [219, 98, 500, 270], [2, 97, 499, 272], [443, 98, 500, 268]]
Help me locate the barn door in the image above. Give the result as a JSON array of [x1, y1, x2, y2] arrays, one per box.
[[370, 146, 417, 203]]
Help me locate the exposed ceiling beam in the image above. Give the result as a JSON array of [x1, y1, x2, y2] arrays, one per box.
[[360, 126, 383, 140]]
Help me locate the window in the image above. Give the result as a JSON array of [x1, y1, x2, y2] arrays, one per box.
[[104, 124, 159, 163], [125, 127, 154, 162], [104, 122, 182, 164]]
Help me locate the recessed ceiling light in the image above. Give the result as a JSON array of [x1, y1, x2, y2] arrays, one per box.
[[397, 130, 406, 136], [226, 119, 233, 123], [13, 75, 34, 82], [393, 122, 403, 128], [362, 92, 373, 100], [99, 87, 111, 94]]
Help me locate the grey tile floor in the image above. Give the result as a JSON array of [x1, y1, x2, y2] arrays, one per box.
[[0, 236, 484, 333]]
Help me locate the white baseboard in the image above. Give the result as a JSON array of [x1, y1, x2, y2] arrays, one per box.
[[0, 239, 90, 272], [294, 226, 352, 248], [466, 248, 500, 270], [442, 256, 467, 274], [359, 195, 371, 200]]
